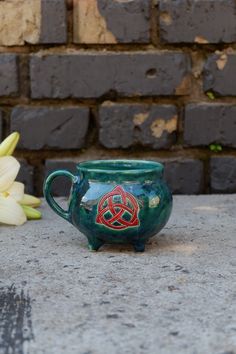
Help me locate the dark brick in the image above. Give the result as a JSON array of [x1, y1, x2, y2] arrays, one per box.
[[99, 103, 178, 149], [184, 104, 236, 147], [0, 54, 18, 96], [30, 52, 191, 99], [17, 159, 34, 195], [99, 0, 150, 43], [203, 53, 236, 96], [74, 0, 151, 43], [210, 156, 236, 193], [159, 0, 236, 44], [44, 159, 77, 197], [40, 0, 67, 43], [11, 107, 90, 150], [163, 158, 204, 195]]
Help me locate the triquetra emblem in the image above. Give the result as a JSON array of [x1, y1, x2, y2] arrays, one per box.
[[96, 186, 140, 230]]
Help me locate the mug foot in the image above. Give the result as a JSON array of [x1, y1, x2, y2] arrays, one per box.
[[88, 238, 104, 251], [133, 241, 145, 252]]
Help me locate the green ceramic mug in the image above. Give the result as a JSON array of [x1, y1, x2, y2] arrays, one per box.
[[44, 160, 172, 252]]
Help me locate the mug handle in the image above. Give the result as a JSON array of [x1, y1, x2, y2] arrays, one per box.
[[44, 170, 77, 222]]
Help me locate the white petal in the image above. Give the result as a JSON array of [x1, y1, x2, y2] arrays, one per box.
[[0, 196, 26, 226], [0, 156, 20, 192], [7, 182, 25, 202]]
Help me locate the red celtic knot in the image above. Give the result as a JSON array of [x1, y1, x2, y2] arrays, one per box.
[[96, 186, 140, 230]]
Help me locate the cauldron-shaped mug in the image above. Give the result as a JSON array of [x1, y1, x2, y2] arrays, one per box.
[[44, 160, 172, 252]]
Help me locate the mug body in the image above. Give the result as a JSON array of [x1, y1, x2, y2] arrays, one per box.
[[68, 160, 172, 251]]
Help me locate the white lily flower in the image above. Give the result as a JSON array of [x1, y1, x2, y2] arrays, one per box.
[[0, 156, 26, 226], [6, 181, 24, 202], [0, 196, 26, 226], [0, 156, 20, 192], [0, 133, 42, 226]]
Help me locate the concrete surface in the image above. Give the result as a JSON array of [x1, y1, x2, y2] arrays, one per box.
[[0, 196, 236, 354]]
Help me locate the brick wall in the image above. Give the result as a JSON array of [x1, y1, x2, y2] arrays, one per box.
[[1, 0, 236, 195]]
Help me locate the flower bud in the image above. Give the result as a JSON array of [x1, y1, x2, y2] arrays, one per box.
[[22, 205, 42, 220], [0, 132, 20, 157]]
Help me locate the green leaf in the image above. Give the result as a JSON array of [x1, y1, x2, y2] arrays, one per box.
[[206, 92, 215, 100], [209, 144, 216, 151], [209, 144, 222, 152]]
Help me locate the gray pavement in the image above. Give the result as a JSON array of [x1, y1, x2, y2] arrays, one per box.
[[0, 195, 236, 354]]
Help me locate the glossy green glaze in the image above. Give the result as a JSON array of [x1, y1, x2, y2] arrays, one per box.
[[44, 160, 172, 252]]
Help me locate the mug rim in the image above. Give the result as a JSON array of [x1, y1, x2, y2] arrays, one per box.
[[77, 159, 164, 175]]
